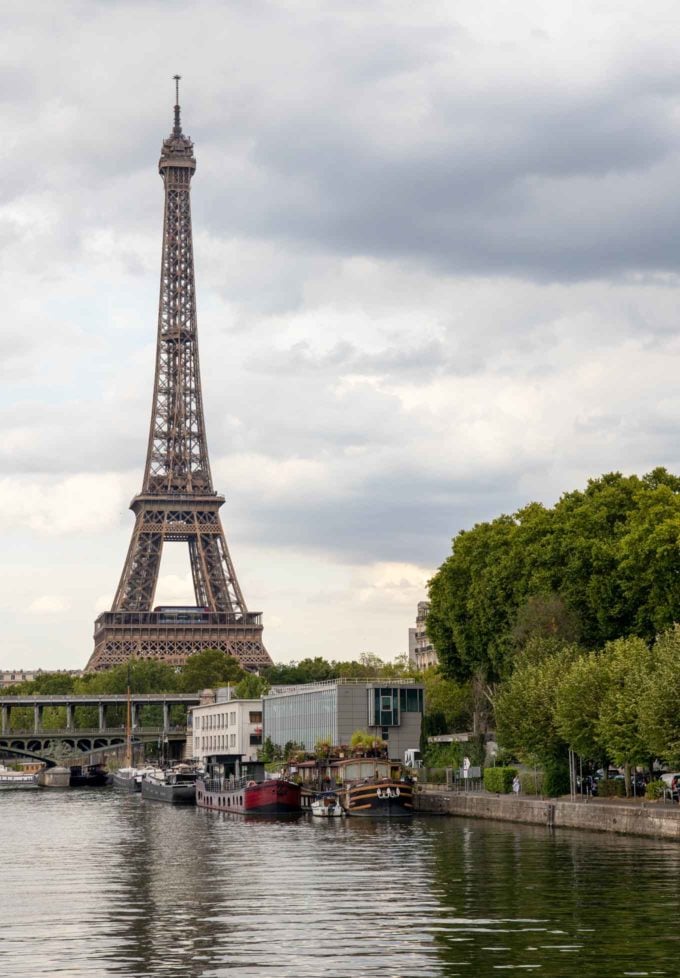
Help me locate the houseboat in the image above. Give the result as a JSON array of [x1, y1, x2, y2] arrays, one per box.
[[196, 760, 301, 816], [141, 765, 197, 805], [0, 765, 39, 790], [69, 763, 109, 788], [112, 766, 155, 793], [293, 754, 414, 817]]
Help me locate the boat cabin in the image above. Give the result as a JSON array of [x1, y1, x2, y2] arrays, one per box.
[[291, 757, 402, 786]]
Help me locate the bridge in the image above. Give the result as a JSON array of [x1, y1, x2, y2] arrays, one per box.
[[0, 693, 200, 765]]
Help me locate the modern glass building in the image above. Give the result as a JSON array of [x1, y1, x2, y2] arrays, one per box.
[[263, 679, 424, 760]]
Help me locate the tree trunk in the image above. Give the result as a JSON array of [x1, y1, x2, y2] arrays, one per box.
[[624, 762, 631, 798]]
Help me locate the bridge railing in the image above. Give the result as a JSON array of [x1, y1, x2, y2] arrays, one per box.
[[1, 726, 187, 738]]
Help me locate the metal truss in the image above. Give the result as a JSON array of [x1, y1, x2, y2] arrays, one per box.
[[88, 86, 270, 672]]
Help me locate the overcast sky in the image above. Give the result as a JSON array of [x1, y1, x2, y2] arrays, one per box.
[[3, 0, 680, 670]]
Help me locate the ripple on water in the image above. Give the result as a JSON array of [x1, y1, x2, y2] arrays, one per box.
[[0, 792, 678, 977]]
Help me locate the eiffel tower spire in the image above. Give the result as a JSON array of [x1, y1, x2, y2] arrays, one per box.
[[87, 82, 271, 672]]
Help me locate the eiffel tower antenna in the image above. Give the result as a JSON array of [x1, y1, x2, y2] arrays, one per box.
[[173, 74, 181, 134], [87, 82, 271, 672]]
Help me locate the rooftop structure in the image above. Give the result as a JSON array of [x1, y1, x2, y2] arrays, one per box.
[[263, 678, 424, 761]]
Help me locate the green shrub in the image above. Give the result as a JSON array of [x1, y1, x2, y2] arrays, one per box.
[[645, 779, 665, 800], [484, 766, 517, 793], [597, 778, 625, 798], [519, 770, 544, 796], [422, 742, 464, 769], [543, 758, 571, 797]]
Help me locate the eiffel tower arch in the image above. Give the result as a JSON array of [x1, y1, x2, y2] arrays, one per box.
[[86, 80, 271, 673]]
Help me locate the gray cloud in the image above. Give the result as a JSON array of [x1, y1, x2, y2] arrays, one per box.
[[6, 1, 680, 666]]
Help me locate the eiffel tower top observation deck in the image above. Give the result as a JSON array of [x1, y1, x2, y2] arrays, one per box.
[[86, 80, 272, 672]]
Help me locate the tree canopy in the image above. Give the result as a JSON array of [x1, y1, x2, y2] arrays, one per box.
[[427, 469, 680, 683]]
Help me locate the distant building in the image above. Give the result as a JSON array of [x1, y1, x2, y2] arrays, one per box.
[[0, 669, 83, 689], [262, 679, 424, 761], [189, 687, 263, 765], [409, 601, 438, 670]]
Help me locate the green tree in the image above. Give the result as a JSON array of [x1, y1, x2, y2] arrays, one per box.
[[258, 736, 282, 763], [639, 625, 680, 767], [428, 470, 680, 682], [30, 672, 77, 695], [420, 668, 472, 732], [596, 636, 654, 794], [233, 673, 270, 699], [511, 593, 580, 648], [555, 651, 609, 762], [494, 642, 580, 762], [178, 649, 244, 692], [77, 659, 178, 695]]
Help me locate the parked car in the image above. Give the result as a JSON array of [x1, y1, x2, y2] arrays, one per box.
[[660, 773, 680, 800]]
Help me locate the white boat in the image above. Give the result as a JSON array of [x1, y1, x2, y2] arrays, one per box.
[[113, 766, 155, 792], [311, 792, 344, 817], [0, 766, 39, 790]]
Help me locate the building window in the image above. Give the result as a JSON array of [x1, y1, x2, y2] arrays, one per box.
[[373, 688, 400, 726], [249, 733, 262, 746], [399, 688, 424, 713], [249, 711, 262, 724], [230, 734, 236, 748], [230, 712, 236, 725]]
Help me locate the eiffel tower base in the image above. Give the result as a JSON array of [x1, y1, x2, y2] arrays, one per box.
[[86, 611, 271, 673]]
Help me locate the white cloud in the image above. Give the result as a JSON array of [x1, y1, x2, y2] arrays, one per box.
[[0, 474, 130, 536], [29, 595, 70, 614], [4, 1, 680, 668]]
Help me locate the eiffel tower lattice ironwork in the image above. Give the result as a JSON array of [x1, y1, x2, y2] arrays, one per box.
[[87, 80, 271, 673]]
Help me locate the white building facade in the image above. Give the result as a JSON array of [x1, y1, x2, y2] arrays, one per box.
[[189, 688, 263, 764], [409, 601, 438, 670]]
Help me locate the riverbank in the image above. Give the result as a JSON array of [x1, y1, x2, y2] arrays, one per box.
[[415, 787, 680, 840]]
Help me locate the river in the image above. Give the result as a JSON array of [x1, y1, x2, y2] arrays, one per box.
[[0, 790, 677, 977]]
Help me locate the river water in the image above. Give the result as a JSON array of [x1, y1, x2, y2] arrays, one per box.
[[0, 791, 678, 977]]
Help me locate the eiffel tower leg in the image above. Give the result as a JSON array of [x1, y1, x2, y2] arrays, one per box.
[[190, 529, 246, 614], [112, 521, 163, 612], [188, 536, 210, 608]]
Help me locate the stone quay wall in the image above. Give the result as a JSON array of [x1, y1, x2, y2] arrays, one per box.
[[415, 789, 680, 840]]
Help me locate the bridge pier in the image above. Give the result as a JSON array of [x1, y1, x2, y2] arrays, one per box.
[[163, 702, 170, 733], [1, 704, 9, 735], [98, 703, 105, 732], [33, 704, 43, 734], [66, 704, 74, 732], [131, 703, 139, 730]]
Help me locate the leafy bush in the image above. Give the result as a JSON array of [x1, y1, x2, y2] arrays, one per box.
[[422, 742, 464, 769], [484, 766, 517, 793], [597, 777, 626, 798], [520, 770, 544, 796], [543, 758, 571, 797], [645, 778, 665, 800]]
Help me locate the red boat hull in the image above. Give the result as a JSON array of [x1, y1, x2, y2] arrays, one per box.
[[197, 778, 301, 816]]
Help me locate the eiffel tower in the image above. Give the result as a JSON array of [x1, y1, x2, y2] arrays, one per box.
[[87, 80, 271, 673]]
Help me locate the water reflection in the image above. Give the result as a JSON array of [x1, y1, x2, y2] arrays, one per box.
[[1, 793, 679, 977]]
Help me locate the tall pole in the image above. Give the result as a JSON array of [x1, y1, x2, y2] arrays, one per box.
[[125, 663, 132, 767]]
